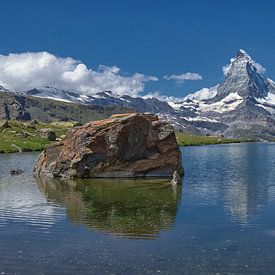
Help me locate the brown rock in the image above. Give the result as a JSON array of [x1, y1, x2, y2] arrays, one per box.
[[22, 130, 35, 138], [38, 128, 56, 141], [24, 120, 37, 129], [33, 113, 183, 179]]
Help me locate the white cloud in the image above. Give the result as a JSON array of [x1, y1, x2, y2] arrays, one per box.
[[254, 62, 266, 74], [164, 72, 202, 82], [0, 52, 158, 97], [222, 58, 235, 76], [184, 85, 218, 101]]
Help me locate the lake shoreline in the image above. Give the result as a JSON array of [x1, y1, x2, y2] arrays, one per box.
[[176, 132, 253, 146], [0, 139, 258, 154], [0, 120, 261, 153]]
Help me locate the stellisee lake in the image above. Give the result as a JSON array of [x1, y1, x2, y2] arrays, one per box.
[[1, 143, 275, 273]]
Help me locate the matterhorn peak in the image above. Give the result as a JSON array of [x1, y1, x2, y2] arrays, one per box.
[[211, 49, 270, 100], [235, 49, 252, 61], [227, 49, 263, 76], [232, 49, 255, 68]]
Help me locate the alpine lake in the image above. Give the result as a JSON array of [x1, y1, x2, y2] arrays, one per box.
[[1, 143, 275, 274]]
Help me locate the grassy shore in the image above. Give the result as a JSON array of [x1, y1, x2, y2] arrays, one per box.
[[0, 121, 72, 153], [176, 132, 247, 146]]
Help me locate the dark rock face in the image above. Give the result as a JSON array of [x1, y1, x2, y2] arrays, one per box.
[[33, 113, 183, 179]]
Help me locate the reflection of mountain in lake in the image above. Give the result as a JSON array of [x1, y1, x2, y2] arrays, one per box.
[[36, 178, 181, 239], [223, 144, 271, 224], [183, 144, 275, 225]]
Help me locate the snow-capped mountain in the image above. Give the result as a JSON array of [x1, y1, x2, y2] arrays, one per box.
[[25, 86, 87, 104], [25, 86, 176, 114], [20, 49, 275, 139], [2, 49, 275, 140], [22, 86, 200, 133], [171, 49, 275, 140]]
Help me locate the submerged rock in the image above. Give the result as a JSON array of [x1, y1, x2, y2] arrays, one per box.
[[10, 169, 24, 175], [34, 113, 183, 178]]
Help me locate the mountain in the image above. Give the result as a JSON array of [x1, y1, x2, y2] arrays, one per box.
[[23, 86, 200, 134], [0, 90, 134, 123], [0, 86, 199, 134], [173, 49, 275, 140], [25, 86, 176, 114], [1, 49, 275, 140]]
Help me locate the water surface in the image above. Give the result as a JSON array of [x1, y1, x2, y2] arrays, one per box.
[[1, 143, 275, 273]]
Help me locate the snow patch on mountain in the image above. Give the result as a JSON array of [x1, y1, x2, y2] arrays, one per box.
[[255, 103, 275, 115], [184, 116, 219, 123], [256, 92, 275, 106], [173, 91, 243, 115], [167, 101, 183, 110], [26, 86, 81, 103], [199, 93, 243, 113]]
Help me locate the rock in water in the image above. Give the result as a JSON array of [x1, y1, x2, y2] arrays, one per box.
[[10, 169, 24, 175], [33, 113, 183, 178]]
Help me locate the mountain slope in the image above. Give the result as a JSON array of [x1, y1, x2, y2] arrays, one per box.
[[0, 90, 134, 123], [25, 87, 176, 114]]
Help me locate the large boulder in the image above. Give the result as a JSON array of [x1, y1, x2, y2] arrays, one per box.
[[33, 113, 183, 178]]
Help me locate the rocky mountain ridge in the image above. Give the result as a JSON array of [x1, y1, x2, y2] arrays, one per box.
[[0, 90, 133, 123]]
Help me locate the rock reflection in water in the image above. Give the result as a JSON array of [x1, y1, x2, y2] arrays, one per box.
[[36, 177, 181, 239]]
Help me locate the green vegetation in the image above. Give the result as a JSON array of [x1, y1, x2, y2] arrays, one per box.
[[176, 132, 248, 146], [0, 120, 72, 153]]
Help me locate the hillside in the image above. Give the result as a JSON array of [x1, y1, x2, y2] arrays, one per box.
[[0, 90, 133, 124]]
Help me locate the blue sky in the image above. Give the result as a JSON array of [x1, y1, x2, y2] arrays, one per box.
[[1, 0, 275, 97]]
